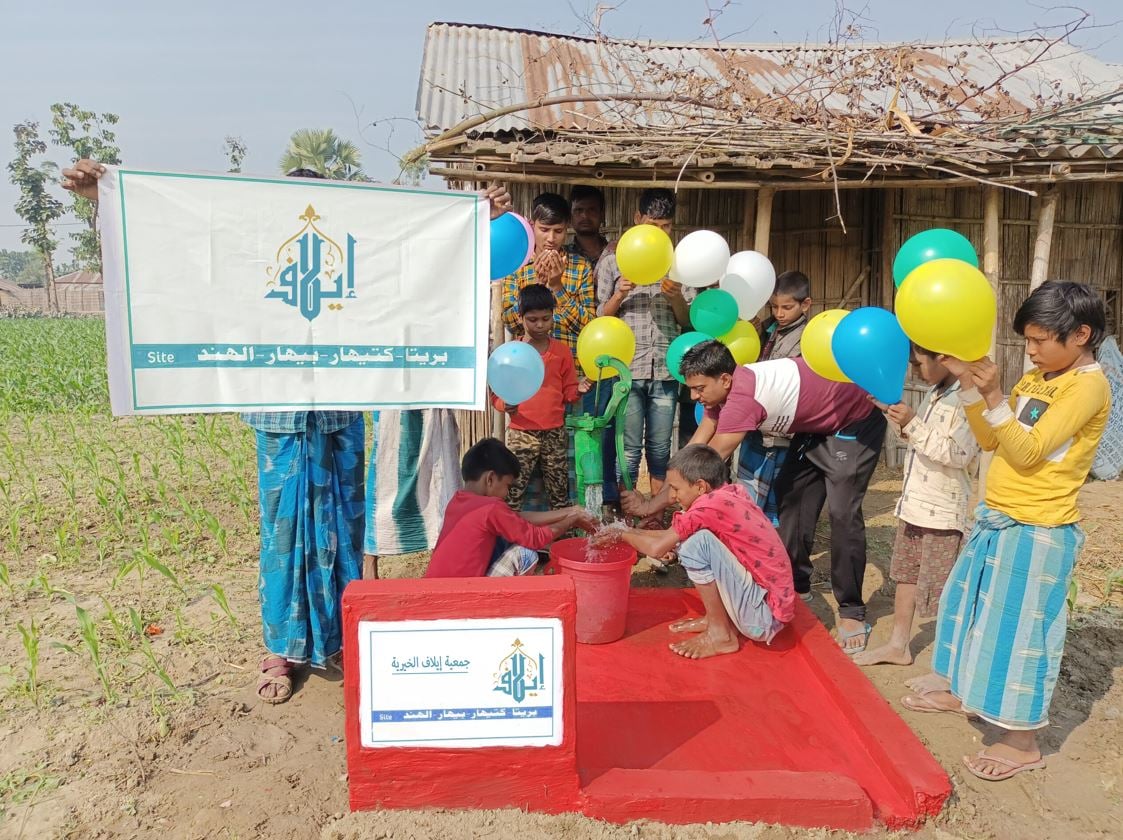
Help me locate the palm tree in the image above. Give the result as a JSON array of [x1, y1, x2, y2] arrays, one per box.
[[279, 128, 367, 181]]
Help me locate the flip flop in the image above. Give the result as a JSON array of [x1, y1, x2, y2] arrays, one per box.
[[901, 692, 978, 718], [837, 622, 872, 655], [963, 750, 1046, 781], [257, 655, 293, 704]]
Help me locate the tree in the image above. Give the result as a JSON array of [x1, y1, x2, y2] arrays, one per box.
[[49, 103, 120, 272], [279, 128, 366, 180], [0, 249, 46, 286], [8, 122, 63, 312], [223, 135, 248, 173]]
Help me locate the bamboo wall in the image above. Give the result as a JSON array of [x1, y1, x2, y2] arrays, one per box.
[[886, 183, 1123, 391]]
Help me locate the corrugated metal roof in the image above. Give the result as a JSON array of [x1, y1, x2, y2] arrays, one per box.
[[417, 22, 1123, 136]]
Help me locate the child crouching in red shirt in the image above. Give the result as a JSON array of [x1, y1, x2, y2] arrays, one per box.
[[491, 283, 588, 510], [425, 438, 598, 578], [594, 444, 796, 659]]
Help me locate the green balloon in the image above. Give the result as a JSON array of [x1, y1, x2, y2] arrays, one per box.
[[689, 289, 739, 337], [666, 331, 711, 384], [893, 229, 978, 288]]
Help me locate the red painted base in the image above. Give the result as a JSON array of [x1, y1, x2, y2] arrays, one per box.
[[343, 581, 950, 831]]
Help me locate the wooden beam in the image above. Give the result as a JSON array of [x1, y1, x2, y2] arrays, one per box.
[[880, 188, 896, 310], [489, 282, 505, 440], [1024, 186, 1060, 373], [739, 190, 756, 252], [977, 186, 1002, 502], [754, 188, 775, 256]]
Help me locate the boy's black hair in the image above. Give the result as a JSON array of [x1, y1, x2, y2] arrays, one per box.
[[680, 340, 737, 379], [911, 343, 939, 359], [285, 167, 325, 179], [774, 270, 811, 302], [638, 188, 676, 220], [570, 185, 605, 210], [667, 445, 729, 490], [519, 283, 556, 316], [461, 437, 521, 481], [1013, 281, 1106, 352], [531, 192, 571, 225]]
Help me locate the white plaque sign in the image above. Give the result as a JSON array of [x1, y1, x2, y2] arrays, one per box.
[[357, 617, 564, 749]]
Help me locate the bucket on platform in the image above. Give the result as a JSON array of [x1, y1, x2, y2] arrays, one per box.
[[548, 537, 636, 644]]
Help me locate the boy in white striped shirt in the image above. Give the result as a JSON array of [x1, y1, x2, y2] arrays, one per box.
[[855, 346, 978, 667]]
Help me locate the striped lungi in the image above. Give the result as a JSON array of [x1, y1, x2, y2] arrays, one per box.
[[737, 431, 789, 528], [363, 409, 461, 556], [256, 415, 365, 667], [932, 504, 1084, 729]]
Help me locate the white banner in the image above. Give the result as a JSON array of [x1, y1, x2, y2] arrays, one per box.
[[357, 617, 564, 749], [98, 167, 490, 415]]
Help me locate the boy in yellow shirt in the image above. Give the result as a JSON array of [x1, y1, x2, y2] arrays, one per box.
[[901, 281, 1110, 783]]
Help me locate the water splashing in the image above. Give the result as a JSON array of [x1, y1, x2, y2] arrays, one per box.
[[584, 483, 603, 517]]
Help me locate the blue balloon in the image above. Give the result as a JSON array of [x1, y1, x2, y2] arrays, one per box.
[[694, 402, 704, 425], [490, 214, 531, 281], [487, 341, 545, 405], [831, 307, 910, 405]]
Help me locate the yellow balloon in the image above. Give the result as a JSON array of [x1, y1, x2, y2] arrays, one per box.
[[897, 259, 996, 361], [718, 320, 761, 365], [802, 309, 852, 383], [577, 316, 636, 380], [616, 224, 674, 286]]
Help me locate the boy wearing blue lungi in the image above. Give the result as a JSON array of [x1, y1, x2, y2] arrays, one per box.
[[901, 281, 1110, 782]]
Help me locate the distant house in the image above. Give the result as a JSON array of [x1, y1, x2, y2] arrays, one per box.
[[55, 270, 104, 313], [0, 277, 27, 308]]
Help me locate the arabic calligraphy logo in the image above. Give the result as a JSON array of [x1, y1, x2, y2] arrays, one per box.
[[493, 638, 546, 704], [266, 204, 357, 322]]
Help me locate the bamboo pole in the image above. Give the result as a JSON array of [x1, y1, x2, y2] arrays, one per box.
[[754, 188, 775, 256], [739, 190, 756, 252], [1024, 186, 1060, 373], [977, 186, 1002, 501], [880, 188, 896, 309], [489, 282, 505, 440]]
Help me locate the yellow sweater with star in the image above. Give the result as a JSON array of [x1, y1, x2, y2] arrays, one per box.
[[964, 363, 1110, 526]]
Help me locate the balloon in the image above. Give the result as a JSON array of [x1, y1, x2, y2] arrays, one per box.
[[669, 230, 731, 289], [490, 213, 531, 281], [723, 251, 776, 317], [577, 316, 636, 380], [718, 320, 761, 365], [802, 309, 852, 383], [694, 402, 705, 425], [893, 229, 978, 287], [516, 214, 536, 266], [831, 307, 911, 405], [690, 289, 739, 337], [666, 331, 711, 384], [896, 259, 996, 360], [616, 224, 674, 286], [487, 341, 544, 405]]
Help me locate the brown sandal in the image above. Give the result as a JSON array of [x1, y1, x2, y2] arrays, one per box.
[[257, 655, 293, 704]]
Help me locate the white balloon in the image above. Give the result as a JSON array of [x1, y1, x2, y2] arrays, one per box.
[[669, 230, 731, 288], [723, 251, 777, 317]]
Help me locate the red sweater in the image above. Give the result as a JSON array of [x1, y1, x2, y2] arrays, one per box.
[[490, 338, 579, 430], [425, 491, 556, 577]]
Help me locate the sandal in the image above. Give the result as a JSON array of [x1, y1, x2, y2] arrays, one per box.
[[900, 687, 979, 719], [963, 749, 1045, 781], [837, 622, 872, 655], [257, 655, 293, 704]]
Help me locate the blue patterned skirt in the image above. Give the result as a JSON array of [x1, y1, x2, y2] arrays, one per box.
[[256, 416, 365, 667]]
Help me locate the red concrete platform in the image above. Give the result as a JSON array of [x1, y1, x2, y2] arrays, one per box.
[[575, 589, 950, 830], [343, 578, 950, 831]]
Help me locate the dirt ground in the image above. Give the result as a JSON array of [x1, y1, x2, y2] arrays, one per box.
[[1, 457, 1120, 840]]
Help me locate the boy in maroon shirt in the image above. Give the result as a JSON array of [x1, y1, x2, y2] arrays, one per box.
[[596, 445, 794, 659], [425, 438, 598, 578], [623, 340, 886, 654]]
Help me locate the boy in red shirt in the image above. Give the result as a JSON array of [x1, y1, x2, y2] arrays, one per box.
[[491, 283, 587, 510], [425, 438, 598, 578], [597, 445, 795, 659]]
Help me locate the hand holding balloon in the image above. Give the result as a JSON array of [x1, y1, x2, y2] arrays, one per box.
[[884, 403, 916, 427]]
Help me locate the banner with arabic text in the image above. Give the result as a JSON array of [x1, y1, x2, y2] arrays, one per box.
[[98, 167, 489, 415]]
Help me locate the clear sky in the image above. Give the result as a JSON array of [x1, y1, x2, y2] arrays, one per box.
[[1, 0, 1120, 253]]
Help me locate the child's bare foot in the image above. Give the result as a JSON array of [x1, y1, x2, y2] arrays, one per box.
[[669, 628, 739, 659], [853, 643, 913, 666], [668, 616, 708, 634]]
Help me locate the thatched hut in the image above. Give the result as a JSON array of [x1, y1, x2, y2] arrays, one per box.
[[411, 22, 1123, 463]]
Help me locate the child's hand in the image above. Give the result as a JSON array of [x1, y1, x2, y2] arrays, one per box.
[[866, 394, 889, 412], [614, 278, 636, 298], [885, 403, 916, 427], [577, 378, 593, 394], [61, 159, 106, 202], [968, 358, 1000, 397], [660, 278, 683, 298], [621, 490, 652, 517]]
